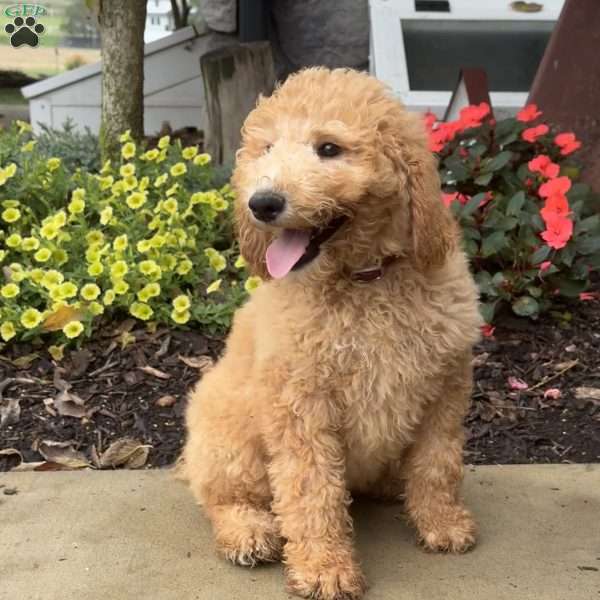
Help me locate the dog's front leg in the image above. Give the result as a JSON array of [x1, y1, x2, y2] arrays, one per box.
[[265, 394, 366, 600]]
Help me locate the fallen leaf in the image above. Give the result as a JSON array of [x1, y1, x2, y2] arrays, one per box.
[[155, 395, 176, 407], [99, 438, 151, 469], [70, 349, 93, 377], [12, 353, 38, 369], [472, 352, 489, 368], [119, 331, 137, 349], [543, 388, 561, 400], [0, 447, 23, 469], [565, 344, 577, 353], [574, 387, 600, 404], [42, 305, 84, 332], [154, 335, 171, 358], [54, 390, 88, 418], [138, 365, 171, 380], [178, 354, 214, 372], [48, 344, 65, 361], [507, 376, 528, 391], [0, 398, 20, 428], [34, 440, 91, 469]]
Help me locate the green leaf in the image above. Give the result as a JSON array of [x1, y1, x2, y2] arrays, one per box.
[[575, 214, 600, 234], [555, 278, 588, 297], [468, 143, 488, 158], [512, 296, 539, 317], [482, 151, 513, 173], [506, 191, 526, 216], [526, 285, 543, 298], [463, 239, 478, 257], [530, 245, 551, 265], [481, 231, 507, 257], [475, 271, 496, 296], [479, 301, 498, 323], [474, 172, 493, 186], [576, 235, 600, 255], [461, 193, 486, 218], [462, 226, 481, 241]]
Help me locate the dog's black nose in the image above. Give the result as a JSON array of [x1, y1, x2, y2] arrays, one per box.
[[248, 192, 286, 222]]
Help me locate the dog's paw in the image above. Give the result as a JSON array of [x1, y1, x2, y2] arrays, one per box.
[[286, 559, 366, 600], [417, 507, 477, 553], [215, 510, 282, 567]]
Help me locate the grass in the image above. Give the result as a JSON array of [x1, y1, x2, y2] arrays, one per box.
[[0, 87, 26, 105]]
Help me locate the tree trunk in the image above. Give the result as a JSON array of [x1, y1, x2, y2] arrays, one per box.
[[97, 0, 147, 162]]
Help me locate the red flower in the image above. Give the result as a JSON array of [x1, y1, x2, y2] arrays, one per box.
[[479, 191, 493, 208], [516, 103, 542, 123], [580, 291, 600, 301], [522, 124, 549, 143], [423, 111, 437, 132], [481, 324, 496, 338], [539, 260, 552, 272], [554, 132, 582, 156], [428, 121, 461, 153], [538, 175, 571, 198], [540, 194, 570, 222], [541, 214, 573, 249], [528, 155, 560, 179], [441, 192, 469, 207], [524, 177, 534, 188], [458, 102, 490, 129]]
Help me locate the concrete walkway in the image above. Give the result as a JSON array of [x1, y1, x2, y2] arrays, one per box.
[[1, 465, 598, 600]]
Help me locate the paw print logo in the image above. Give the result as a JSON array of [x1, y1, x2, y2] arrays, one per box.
[[5, 16, 45, 48]]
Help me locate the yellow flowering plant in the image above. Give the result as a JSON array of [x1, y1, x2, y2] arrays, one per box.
[[0, 123, 259, 345]]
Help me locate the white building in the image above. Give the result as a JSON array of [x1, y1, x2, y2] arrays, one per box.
[[21, 27, 230, 137], [145, 0, 174, 43]]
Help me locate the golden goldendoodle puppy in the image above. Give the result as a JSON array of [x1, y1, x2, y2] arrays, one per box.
[[182, 67, 482, 599]]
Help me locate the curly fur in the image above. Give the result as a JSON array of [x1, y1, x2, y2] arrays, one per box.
[[182, 68, 482, 600]]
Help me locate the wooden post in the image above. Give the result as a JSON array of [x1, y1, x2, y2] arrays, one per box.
[[201, 42, 276, 165]]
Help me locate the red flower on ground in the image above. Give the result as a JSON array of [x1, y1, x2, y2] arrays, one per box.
[[539, 260, 552, 272], [522, 124, 549, 143], [538, 175, 571, 198], [554, 132, 582, 156], [516, 104, 542, 122], [481, 324, 495, 338], [528, 155, 560, 179], [541, 214, 573, 249], [540, 194, 570, 222]]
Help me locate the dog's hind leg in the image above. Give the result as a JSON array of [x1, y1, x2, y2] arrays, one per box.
[[401, 355, 477, 553]]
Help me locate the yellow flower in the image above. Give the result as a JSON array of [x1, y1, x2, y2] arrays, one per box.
[[53, 210, 67, 227], [170, 162, 187, 177], [6, 233, 22, 248], [68, 190, 85, 214], [126, 191, 147, 209], [34, 248, 52, 263], [138, 176, 150, 191], [63, 320, 84, 339], [101, 159, 112, 174], [176, 259, 192, 275], [40, 222, 58, 240], [138, 260, 160, 276], [234, 255, 247, 269], [163, 254, 177, 271], [170, 309, 190, 324], [21, 140, 36, 152], [154, 173, 168, 188], [1, 283, 19, 298], [182, 146, 198, 160], [110, 261, 129, 278], [136, 239, 152, 253], [0, 321, 16, 342], [99, 175, 114, 191], [130, 302, 153, 321], [20, 308, 42, 330], [158, 135, 170, 149], [88, 262, 103, 277], [144, 149, 160, 161], [100, 206, 113, 225], [166, 183, 179, 197], [4, 163, 17, 177], [85, 247, 101, 263], [150, 234, 166, 249], [30, 269, 44, 283], [81, 283, 101, 301], [103, 289, 116, 305], [212, 197, 229, 212], [16, 120, 32, 133], [86, 230, 104, 246], [41, 270, 64, 289], [48, 344, 65, 361], [245, 276, 262, 293], [2, 207, 20, 223], [163, 198, 178, 214], [45, 157, 61, 172], [113, 280, 129, 295], [206, 279, 222, 294], [88, 301, 104, 316], [193, 153, 211, 166], [112, 180, 125, 195], [119, 130, 132, 143], [204, 247, 218, 258], [113, 234, 128, 251], [172, 295, 191, 311], [58, 281, 78, 299], [209, 253, 226, 272], [0, 250, 5, 262], [53, 249, 69, 266], [137, 282, 161, 302], [120, 163, 136, 178], [22, 237, 40, 251], [121, 142, 136, 160]]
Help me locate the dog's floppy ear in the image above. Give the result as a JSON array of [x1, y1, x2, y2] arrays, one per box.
[[406, 149, 457, 270]]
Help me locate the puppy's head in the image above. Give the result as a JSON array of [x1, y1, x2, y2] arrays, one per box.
[[233, 67, 456, 280]]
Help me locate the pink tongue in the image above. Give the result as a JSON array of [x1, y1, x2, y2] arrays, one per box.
[[266, 229, 311, 279]]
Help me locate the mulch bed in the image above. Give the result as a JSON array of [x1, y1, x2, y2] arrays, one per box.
[[1, 300, 599, 472]]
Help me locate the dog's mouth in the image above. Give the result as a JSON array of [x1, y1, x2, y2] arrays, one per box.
[[265, 215, 348, 279]]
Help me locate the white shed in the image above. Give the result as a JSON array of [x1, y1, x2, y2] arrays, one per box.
[[21, 26, 230, 137]]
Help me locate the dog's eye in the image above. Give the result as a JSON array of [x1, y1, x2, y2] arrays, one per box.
[[317, 143, 342, 158]]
